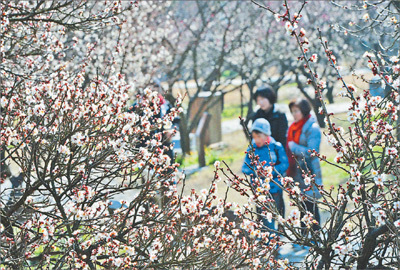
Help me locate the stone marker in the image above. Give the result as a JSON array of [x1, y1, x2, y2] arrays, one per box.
[[189, 91, 222, 145]]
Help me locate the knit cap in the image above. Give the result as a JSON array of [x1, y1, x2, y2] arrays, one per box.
[[250, 118, 271, 136]]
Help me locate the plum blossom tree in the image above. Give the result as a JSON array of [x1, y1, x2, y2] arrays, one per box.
[[285, 3, 362, 128], [331, 0, 400, 135], [66, 1, 173, 90], [0, 1, 280, 269], [162, 1, 262, 154], [215, 0, 400, 268], [255, 1, 362, 128], [224, 2, 293, 133], [331, 0, 400, 58], [223, 1, 363, 130], [4, 0, 398, 268]]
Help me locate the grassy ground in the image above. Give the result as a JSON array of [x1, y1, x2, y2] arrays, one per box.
[[221, 104, 248, 120]]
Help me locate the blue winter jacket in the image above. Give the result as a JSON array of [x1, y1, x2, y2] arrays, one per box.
[[288, 115, 322, 198], [242, 138, 289, 194]]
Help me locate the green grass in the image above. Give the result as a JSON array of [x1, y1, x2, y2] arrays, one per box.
[[176, 145, 245, 169], [175, 152, 198, 167], [221, 104, 248, 120], [320, 159, 349, 187], [221, 70, 239, 79]]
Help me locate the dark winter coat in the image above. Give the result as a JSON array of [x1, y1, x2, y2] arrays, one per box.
[[250, 105, 288, 147]]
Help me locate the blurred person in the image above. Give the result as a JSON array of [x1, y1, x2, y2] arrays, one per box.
[[128, 81, 179, 162], [250, 85, 288, 147], [287, 98, 322, 232]]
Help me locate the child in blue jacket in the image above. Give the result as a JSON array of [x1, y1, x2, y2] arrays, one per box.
[[242, 118, 288, 231]]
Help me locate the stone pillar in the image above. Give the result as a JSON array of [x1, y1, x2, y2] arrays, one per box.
[[189, 91, 222, 145]]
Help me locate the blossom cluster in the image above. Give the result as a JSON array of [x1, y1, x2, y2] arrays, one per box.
[[0, 3, 284, 269]]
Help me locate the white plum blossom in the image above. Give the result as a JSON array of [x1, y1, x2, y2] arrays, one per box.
[[369, 96, 382, 106], [390, 56, 399, 63], [149, 250, 158, 262], [71, 132, 87, 146], [249, 229, 261, 239], [289, 209, 300, 220], [0, 96, 7, 107], [214, 160, 220, 168], [232, 229, 240, 237], [374, 174, 387, 187], [393, 78, 400, 89], [285, 21, 298, 34], [333, 243, 353, 255], [292, 186, 301, 195], [363, 52, 374, 58], [240, 219, 255, 231], [34, 103, 46, 116], [304, 176, 312, 185], [334, 152, 344, 163], [385, 147, 398, 157], [57, 145, 71, 155], [372, 210, 386, 226], [265, 212, 273, 223], [370, 169, 379, 177], [257, 195, 267, 203], [347, 110, 360, 123], [288, 209, 301, 227], [395, 220, 400, 228], [393, 201, 400, 210], [310, 54, 318, 62], [326, 135, 338, 146]]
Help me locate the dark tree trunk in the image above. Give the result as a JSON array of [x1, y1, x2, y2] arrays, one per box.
[[247, 80, 256, 116], [241, 80, 256, 142], [326, 84, 334, 104], [178, 113, 191, 155], [313, 98, 326, 128], [357, 225, 389, 270]]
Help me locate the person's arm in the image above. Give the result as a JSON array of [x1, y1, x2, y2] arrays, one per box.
[[289, 124, 321, 157], [243, 110, 257, 131]]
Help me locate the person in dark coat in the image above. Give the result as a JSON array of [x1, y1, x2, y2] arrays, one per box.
[[250, 85, 288, 147]]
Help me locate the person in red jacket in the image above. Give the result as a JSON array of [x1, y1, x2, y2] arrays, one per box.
[[286, 98, 322, 233]]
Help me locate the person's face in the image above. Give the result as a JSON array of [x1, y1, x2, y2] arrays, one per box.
[[252, 132, 269, 147], [256, 96, 272, 112], [291, 106, 304, 123]]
